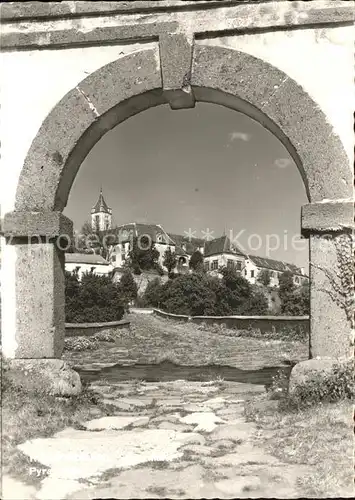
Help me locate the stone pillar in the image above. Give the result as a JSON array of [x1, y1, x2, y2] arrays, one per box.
[[1, 211, 81, 395], [302, 200, 354, 360]]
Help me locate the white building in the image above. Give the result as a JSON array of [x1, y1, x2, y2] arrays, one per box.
[[85, 193, 309, 286], [243, 255, 307, 287], [65, 253, 113, 280], [203, 235, 245, 275]]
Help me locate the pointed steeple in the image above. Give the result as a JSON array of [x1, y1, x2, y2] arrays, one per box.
[[91, 188, 112, 231], [91, 187, 111, 215]]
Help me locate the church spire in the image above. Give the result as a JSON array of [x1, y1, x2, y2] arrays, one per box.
[[91, 188, 112, 231]]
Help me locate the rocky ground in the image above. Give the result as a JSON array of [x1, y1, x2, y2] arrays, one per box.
[[3, 313, 311, 499], [3, 378, 310, 499]]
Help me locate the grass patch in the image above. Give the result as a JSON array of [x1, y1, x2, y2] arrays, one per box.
[[2, 381, 109, 486], [245, 395, 354, 497], [140, 460, 171, 470]]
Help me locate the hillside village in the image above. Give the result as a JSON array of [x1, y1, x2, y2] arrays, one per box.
[[66, 189, 309, 291]]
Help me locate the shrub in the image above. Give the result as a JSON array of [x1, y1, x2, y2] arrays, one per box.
[[64, 337, 99, 351], [65, 271, 126, 323], [278, 272, 310, 316], [143, 278, 164, 308], [277, 360, 355, 410], [142, 268, 271, 316], [118, 268, 138, 304], [266, 369, 290, 400]]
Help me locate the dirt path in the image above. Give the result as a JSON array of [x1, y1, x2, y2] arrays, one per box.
[[64, 312, 308, 372]]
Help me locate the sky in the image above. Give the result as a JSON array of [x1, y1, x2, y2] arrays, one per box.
[[64, 103, 309, 270]]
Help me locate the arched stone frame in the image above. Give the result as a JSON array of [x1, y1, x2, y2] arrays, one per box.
[[3, 45, 353, 361]]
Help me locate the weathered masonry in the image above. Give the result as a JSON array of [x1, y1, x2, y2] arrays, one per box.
[[0, 1, 353, 389]]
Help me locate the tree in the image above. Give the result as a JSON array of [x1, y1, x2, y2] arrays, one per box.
[[118, 268, 138, 304], [160, 273, 217, 316], [189, 250, 204, 272], [65, 270, 126, 323], [257, 269, 271, 287], [240, 286, 269, 315], [74, 220, 115, 260], [278, 271, 309, 315], [143, 278, 164, 308], [163, 247, 177, 277], [127, 236, 161, 274]]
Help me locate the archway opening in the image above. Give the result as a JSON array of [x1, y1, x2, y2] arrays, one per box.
[[62, 101, 311, 376]]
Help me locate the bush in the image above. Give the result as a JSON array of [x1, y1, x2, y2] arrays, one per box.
[[65, 271, 126, 323], [287, 361, 354, 408], [143, 278, 164, 308], [64, 337, 99, 351], [118, 269, 138, 305], [278, 272, 310, 316], [273, 360, 355, 411], [142, 268, 271, 316]]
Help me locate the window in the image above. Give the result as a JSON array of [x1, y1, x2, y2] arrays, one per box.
[[95, 215, 100, 231], [251, 270, 255, 278], [111, 255, 116, 262], [236, 261, 242, 271], [90, 266, 96, 273], [227, 259, 234, 269], [295, 276, 299, 284], [204, 261, 210, 271], [212, 260, 219, 271]]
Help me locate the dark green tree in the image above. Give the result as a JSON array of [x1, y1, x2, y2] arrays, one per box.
[[278, 271, 309, 315], [257, 269, 271, 287], [127, 236, 161, 274], [189, 250, 204, 272], [65, 270, 126, 323], [163, 247, 177, 277], [143, 278, 165, 308], [118, 268, 138, 304]]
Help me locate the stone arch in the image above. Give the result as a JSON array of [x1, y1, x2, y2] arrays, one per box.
[[4, 44, 353, 362], [15, 45, 351, 212]]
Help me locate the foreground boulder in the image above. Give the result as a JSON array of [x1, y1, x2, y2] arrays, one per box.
[[288, 357, 350, 394], [6, 359, 82, 396]]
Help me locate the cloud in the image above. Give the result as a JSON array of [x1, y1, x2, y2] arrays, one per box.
[[229, 131, 251, 142], [274, 158, 293, 169]]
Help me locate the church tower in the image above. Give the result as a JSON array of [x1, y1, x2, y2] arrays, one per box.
[[91, 188, 112, 231]]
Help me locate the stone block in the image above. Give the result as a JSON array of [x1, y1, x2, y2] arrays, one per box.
[[7, 359, 82, 396], [302, 200, 354, 234], [309, 233, 353, 359], [160, 33, 195, 109], [15, 88, 99, 212], [13, 242, 65, 358], [2, 211, 73, 238]]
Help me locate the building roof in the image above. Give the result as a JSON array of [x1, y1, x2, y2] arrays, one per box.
[[247, 255, 306, 276], [105, 223, 176, 245], [91, 189, 111, 214], [204, 236, 245, 258], [168, 233, 204, 256], [65, 253, 110, 265]]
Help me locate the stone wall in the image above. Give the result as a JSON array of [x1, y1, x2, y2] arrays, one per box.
[[153, 308, 310, 337], [65, 319, 130, 337]]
